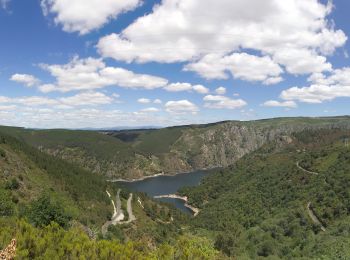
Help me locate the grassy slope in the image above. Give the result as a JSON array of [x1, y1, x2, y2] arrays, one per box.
[[180, 128, 350, 259]]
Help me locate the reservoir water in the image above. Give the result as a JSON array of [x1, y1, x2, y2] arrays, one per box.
[[118, 170, 210, 214]]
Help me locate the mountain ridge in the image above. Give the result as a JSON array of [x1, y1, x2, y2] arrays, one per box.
[[1, 116, 350, 180]]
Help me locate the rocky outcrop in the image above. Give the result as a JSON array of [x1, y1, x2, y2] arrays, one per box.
[[169, 120, 350, 171], [38, 118, 350, 180]]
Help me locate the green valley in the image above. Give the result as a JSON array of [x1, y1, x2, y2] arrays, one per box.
[[1, 117, 350, 259], [1, 116, 349, 180]]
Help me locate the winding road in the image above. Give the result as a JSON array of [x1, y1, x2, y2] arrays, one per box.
[[296, 161, 326, 231], [121, 193, 136, 224], [102, 189, 137, 236], [114, 189, 124, 222], [306, 202, 326, 232], [296, 161, 319, 175]]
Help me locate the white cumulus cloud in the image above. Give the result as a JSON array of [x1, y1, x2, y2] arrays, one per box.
[[164, 82, 209, 94], [59, 91, 114, 106], [165, 100, 199, 114], [153, 99, 162, 104], [215, 87, 226, 95], [97, 0, 346, 81], [137, 98, 151, 104], [140, 107, 159, 113], [0, 91, 116, 108], [280, 66, 350, 103], [41, 0, 141, 34], [203, 95, 247, 110], [39, 56, 168, 92], [281, 84, 350, 104], [262, 100, 297, 108], [185, 53, 283, 84], [10, 74, 40, 87]]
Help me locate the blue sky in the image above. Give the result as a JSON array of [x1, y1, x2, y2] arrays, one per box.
[[0, 0, 349, 128]]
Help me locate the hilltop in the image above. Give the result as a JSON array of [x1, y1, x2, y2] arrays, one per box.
[[1, 116, 350, 180]]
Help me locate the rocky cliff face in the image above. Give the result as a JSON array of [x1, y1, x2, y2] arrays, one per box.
[[38, 118, 350, 180], [173, 120, 350, 169]]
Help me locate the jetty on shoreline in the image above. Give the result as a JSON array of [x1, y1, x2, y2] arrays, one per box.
[[154, 194, 200, 216]]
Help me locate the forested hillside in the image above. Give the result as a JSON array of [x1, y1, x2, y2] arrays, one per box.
[[1, 116, 349, 180], [1, 119, 350, 259], [180, 128, 350, 258], [0, 130, 222, 259]]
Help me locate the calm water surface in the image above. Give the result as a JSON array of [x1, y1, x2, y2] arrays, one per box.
[[118, 170, 210, 214]]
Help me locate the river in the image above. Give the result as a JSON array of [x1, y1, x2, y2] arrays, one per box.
[[117, 170, 210, 214]]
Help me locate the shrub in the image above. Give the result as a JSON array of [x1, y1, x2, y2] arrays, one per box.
[[28, 194, 71, 228], [5, 178, 20, 190], [0, 189, 15, 216], [0, 148, 6, 158]]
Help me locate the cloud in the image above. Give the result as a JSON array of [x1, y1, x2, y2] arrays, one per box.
[[280, 84, 350, 104], [138, 98, 164, 104], [272, 48, 332, 75], [0, 91, 116, 108], [262, 100, 297, 108], [0, 106, 172, 129], [39, 56, 168, 92], [59, 91, 114, 106], [0, 105, 16, 111], [308, 67, 350, 86], [38, 84, 56, 93], [164, 82, 209, 94], [97, 0, 346, 80], [164, 82, 192, 92], [215, 87, 226, 95], [140, 107, 159, 113], [3, 96, 58, 107], [10, 74, 40, 87], [165, 100, 199, 114], [185, 53, 283, 83], [203, 95, 247, 109], [280, 67, 350, 103], [41, 0, 141, 35], [137, 98, 151, 104], [192, 84, 209, 94]]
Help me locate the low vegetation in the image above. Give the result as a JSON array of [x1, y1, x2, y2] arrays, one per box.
[[180, 128, 350, 258]]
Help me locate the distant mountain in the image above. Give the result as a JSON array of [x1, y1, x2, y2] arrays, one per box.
[[0, 116, 350, 180], [78, 125, 162, 131]]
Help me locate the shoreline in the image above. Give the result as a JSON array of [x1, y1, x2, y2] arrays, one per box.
[[107, 172, 167, 183], [107, 166, 220, 183], [154, 194, 200, 216]]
